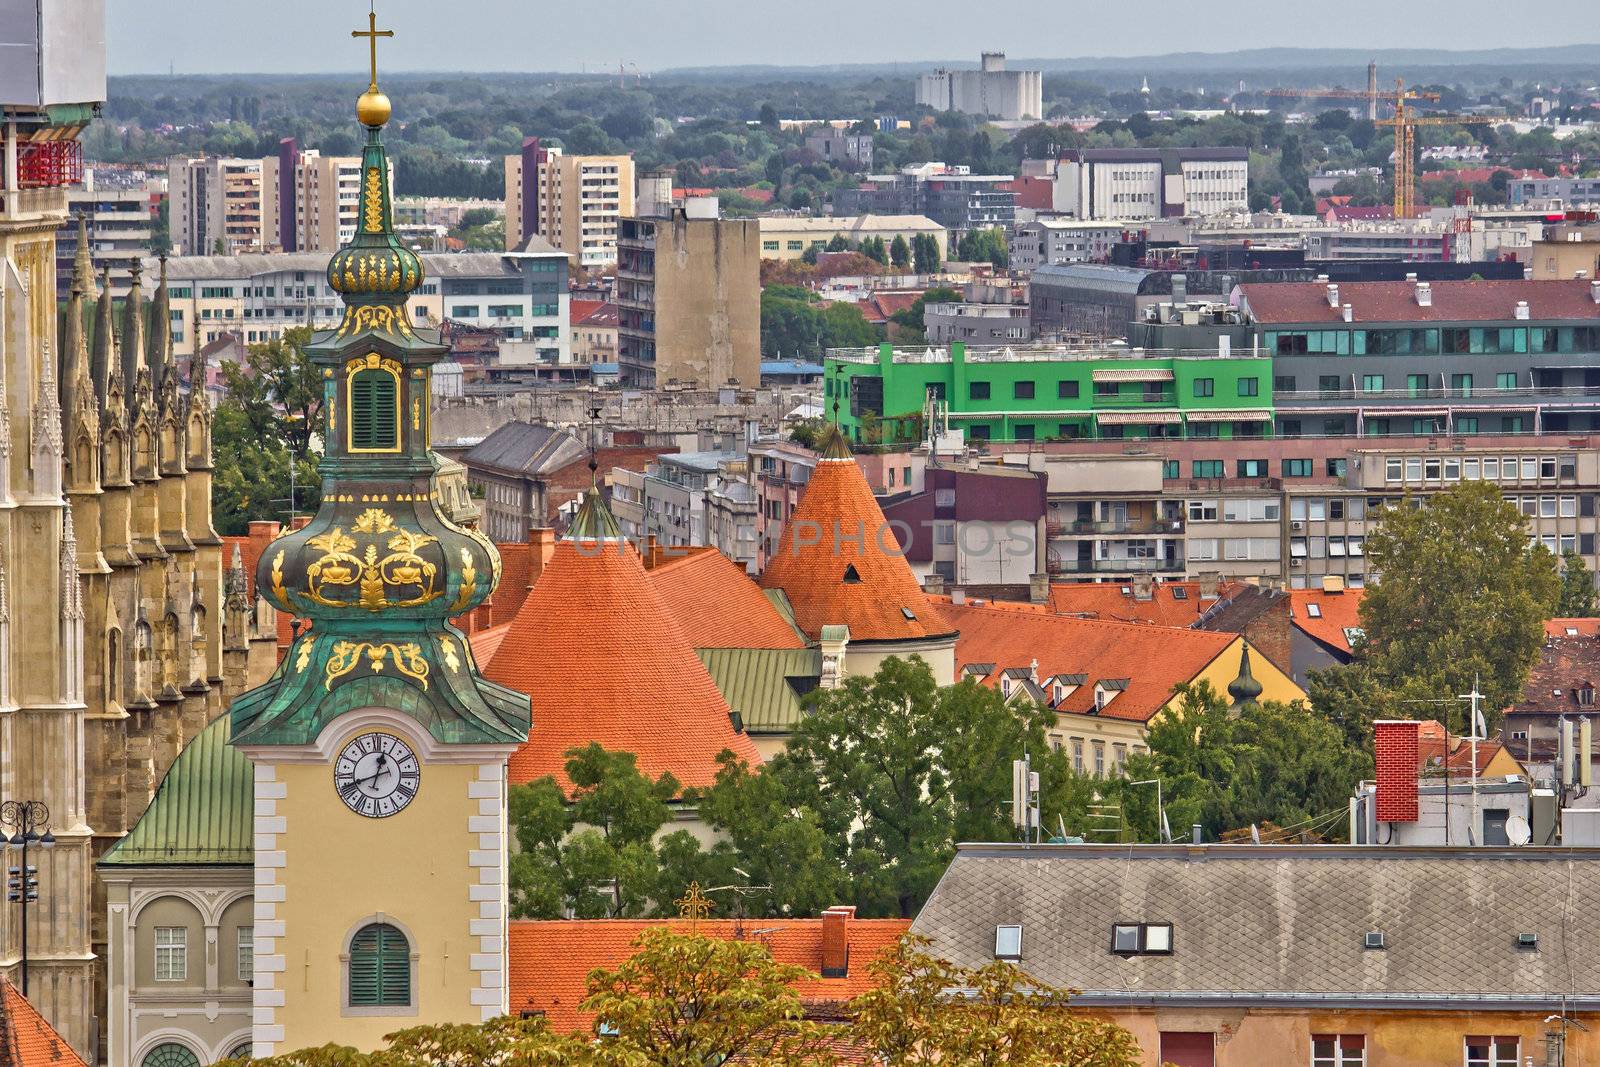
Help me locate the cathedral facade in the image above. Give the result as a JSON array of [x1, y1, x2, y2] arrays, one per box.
[[0, 149, 277, 1060]]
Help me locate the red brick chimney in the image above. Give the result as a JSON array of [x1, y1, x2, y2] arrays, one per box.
[[820, 906, 854, 978], [529, 527, 556, 586], [1374, 720, 1421, 823]]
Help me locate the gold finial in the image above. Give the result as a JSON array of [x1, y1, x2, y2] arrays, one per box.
[[352, 4, 394, 127], [674, 881, 713, 934]]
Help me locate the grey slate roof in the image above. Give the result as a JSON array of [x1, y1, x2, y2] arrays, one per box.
[[463, 422, 584, 476], [911, 843, 1600, 1009]]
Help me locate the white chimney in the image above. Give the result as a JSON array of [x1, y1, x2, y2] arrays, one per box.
[[1415, 281, 1432, 307], [1592, 279, 1600, 305], [1515, 300, 1530, 320], [1326, 282, 1339, 308], [1405, 272, 1419, 283], [1342, 303, 1353, 323], [1524, 266, 1534, 280]]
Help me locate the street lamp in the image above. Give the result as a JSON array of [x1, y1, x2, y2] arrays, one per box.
[[1, 800, 53, 996]]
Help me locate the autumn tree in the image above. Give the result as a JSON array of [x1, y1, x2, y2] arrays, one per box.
[[849, 938, 1141, 1067], [1360, 480, 1559, 717]]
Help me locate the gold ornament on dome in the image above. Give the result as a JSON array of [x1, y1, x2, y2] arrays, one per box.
[[270, 550, 290, 606], [300, 512, 441, 612], [447, 547, 477, 615], [324, 639, 428, 691], [440, 636, 461, 672], [364, 167, 384, 233], [295, 637, 314, 674]]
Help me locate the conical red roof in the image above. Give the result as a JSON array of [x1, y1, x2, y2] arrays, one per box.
[[760, 456, 953, 642], [485, 536, 761, 792]]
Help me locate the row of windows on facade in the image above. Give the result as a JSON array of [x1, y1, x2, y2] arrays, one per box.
[[830, 377, 1262, 403], [154, 921, 408, 1006], [448, 304, 556, 319], [1266, 326, 1600, 356]]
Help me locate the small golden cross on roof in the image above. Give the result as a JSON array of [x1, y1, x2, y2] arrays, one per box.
[[352, 6, 394, 91], [675, 881, 713, 933]]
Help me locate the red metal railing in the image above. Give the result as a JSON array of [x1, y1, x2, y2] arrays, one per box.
[[17, 140, 83, 189]]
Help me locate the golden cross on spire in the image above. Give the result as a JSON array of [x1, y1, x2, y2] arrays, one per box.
[[352, 6, 394, 91], [675, 881, 713, 934]]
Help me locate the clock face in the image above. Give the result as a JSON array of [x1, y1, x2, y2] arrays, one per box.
[[333, 732, 420, 818]]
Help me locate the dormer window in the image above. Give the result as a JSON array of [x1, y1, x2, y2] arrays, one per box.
[[1111, 922, 1172, 955], [1094, 687, 1114, 711], [842, 564, 861, 584], [349, 357, 401, 453], [1580, 683, 1595, 707]]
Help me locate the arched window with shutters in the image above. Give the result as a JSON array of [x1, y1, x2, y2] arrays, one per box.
[[345, 921, 413, 1012], [140, 1043, 200, 1067], [348, 364, 400, 453]]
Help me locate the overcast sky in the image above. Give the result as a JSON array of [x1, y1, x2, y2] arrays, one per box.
[[108, 0, 1600, 75]]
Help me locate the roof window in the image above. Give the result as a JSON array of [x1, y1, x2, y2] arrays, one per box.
[[1172, 587, 1188, 600], [901, 607, 916, 620], [1111, 922, 1171, 955], [1306, 603, 1322, 618], [994, 924, 1023, 960], [1364, 931, 1386, 950]]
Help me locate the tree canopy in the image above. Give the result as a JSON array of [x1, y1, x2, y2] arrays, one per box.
[[211, 326, 322, 535]]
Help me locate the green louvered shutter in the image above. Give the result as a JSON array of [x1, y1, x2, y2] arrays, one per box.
[[349, 922, 409, 1006], [349, 368, 398, 451]]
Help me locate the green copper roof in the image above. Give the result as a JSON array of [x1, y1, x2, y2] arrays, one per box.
[[100, 716, 252, 867], [568, 485, 622, 540], [1228, 644, 1264, 708], [696, 647, 822, 734]]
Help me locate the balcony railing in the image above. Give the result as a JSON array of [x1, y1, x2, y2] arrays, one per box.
[[1278, 385, 1600, 406], [1046, 517, 1185, 537], [1048, 555, 1185, 574], [1093, 391, 1178, 408]]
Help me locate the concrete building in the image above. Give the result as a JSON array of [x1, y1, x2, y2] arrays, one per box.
[[1529, 226, 1600, 280], [616, 203, 761, 388], [919, 173, 1016, 234], [1049, 148, 1250, 221], [503, 139, 634, 268], [756, 214, 945, 262], [1009, 218, 1127, 271], [747, 438, 818, 570], [167, 156, 265, 255], [392, 196, 501, 229], [1508, 176, 1600, 205], [461, 423, 586, 543], [915, 52, 1042, 122], [804, 129, 874, 170], [56, 184, 155, 291], [881, 463, 1047, 592], [610, 452, 753, 567], [912, 843, 1600, 1067], [923, 299, 1030, 345], [149, 247, 568, 360], [261, 142, 375, 252]]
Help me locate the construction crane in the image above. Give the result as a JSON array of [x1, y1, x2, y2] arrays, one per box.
[[1381, 98, 1503, 219]]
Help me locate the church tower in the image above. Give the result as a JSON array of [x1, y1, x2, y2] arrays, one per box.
[[228, 17, 531, 1056]]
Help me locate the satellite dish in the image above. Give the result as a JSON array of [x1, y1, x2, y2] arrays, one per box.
[[1505, 815, 1532, 846]]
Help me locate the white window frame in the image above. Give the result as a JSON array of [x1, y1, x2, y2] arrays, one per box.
[[1311, 1034, 1366, 1067], [238, 927, 254, 983], [154, 926, 187, 982], [1464, 1036, 1519, 1067]]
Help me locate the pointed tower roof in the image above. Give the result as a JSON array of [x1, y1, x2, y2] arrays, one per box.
[[90, 265, 114, 404], [61, 254, 88, 452], [483, 495, 761, 793], [759, 448, 952, 643], [1228, 644, 1264, 710], [120, 259, 146, 414], [148, 255, 172, 399]]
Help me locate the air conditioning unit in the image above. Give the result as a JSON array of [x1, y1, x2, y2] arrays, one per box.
[[1290, 521, 1304, 531], [1290, 558, 1303, 568]]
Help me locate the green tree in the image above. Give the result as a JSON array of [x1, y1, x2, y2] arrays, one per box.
[[911, 233, 941, 274], [1360, 480, 1560, 716], [889, 234, 910, 268], [849, 938, 1141, 1067], [759, 102, 780, 129], [507, 744, 702, 919], [771, 657, 1058, 917], [212, 326, 324, 534], [1560, 552, 1599, 617], [956, 227, 1008, 268]]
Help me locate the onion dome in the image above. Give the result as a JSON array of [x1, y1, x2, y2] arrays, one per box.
[[232, 59, 529, 750], [1227, 645, 1264, 711]]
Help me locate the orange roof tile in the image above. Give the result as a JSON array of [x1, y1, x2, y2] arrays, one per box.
[[1546, 618, 1600, 638], [483, 537, 762, 793], [1045, 580, 1246, 627], [646, 550, 806, 649], [1415, 721, 1518, 777], [760, 456, 953, 642], [507, 917, 910, 1034], [469, 621, 512, 665], [943, 601, 1234, 722], [1289, 587, 1365, 655], [569, 298, 606, 325], [1, 980, 87, 1067]]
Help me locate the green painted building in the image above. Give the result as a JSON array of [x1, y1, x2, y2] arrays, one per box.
[[825, 342, 1276, 445]]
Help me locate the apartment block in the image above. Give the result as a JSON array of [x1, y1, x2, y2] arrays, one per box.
[[804, 129, 874, 169], [262, 142, 377, 252], [56, 182, 155, 290], [1049, 148, 1250, 221], [504, 138, 634, 268], [747, 438, 818, 570], [756, 214, 945, 262], [616, 202, 760, 388], [1009, 218, 1127, 271], [167, 155, 265, 255]]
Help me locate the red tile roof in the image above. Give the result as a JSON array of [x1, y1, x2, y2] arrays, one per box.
[[646, 549, 806, 649], [468, 621, 513, 665], [1416, 720, 1516, 778], [1510, 630, 1600, 719], [507, 916, 910, 1034], [569, 298, 606, 325], [943, 600, 1234, 722], [760, 457, 953, 642], [1, 979, 87, 1067], [1546, 618, 1600, 638], [1240, 278, 1600, 325], [483, 537, 762, 793], [1045, 580, 1245, 627], [1288, 587, 1366, 656], [853, 291, 924, 325]]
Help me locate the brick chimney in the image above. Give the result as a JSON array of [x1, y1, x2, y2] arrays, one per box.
[[529, 527, 557, 587], [1197, 571, 1221, 600], [1374, 720, 1420, 823], [821, 906, 854, 978], [1131, 573, 1155, 601]]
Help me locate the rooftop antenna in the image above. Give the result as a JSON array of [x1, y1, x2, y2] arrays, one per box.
[[1460, 674, 1486, 846]]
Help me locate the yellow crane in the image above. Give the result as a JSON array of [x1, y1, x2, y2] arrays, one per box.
[[1268, 79, 1505, 218]]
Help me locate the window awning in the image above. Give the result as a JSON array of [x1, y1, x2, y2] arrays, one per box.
[[1092, 368, 1175, 383], [1184, 409, 1273, 423], [1095, 410, 1180, 426]]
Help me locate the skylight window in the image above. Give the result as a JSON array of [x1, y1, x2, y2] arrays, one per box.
[[1306, 603, 1323, 618], [842, 564, 861, 584], [994, 924, 1023, 960], [1568, 627, 1580, 637], [1172, 587, 1188, 600], [1111, 922, 1172, 956], [901, 607, 916, 620]]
